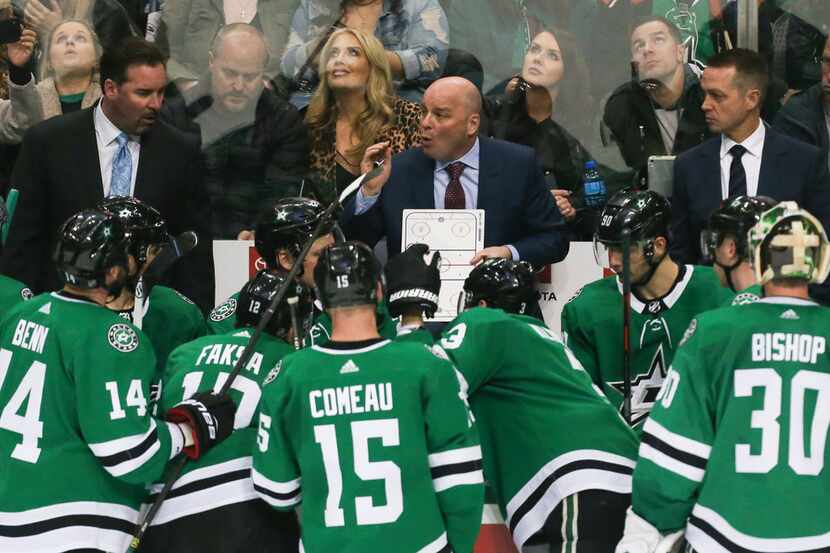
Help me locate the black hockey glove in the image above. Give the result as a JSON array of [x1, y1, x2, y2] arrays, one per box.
[[166, 392, 236, 460], [385, 243, 441, 318]]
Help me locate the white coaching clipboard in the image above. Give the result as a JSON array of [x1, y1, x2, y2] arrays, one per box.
[[402, 209, 485, 321]]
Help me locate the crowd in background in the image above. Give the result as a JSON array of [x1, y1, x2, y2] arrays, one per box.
[[0, 0, 829, 302]]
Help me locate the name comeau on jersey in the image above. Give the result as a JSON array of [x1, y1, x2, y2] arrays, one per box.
[[310, 383, 394, 418]]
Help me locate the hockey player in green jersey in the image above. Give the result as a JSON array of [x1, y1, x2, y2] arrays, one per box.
[[562, 190, 733, 428], [432, 258, 639, 552], [142, 270, 307, 553], [700, 195, 775, 306], [617, 202, 830, 553], [100, 197, 207, 395], [383, 243, 443, 344], [0, 209, 235, 552], [253, 241, 484, 553]]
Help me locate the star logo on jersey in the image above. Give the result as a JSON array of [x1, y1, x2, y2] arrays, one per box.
[[20, 288, 33, 300], [210, 298, 237, 322], [264, 361, 282, 385], [340, 360, 360, 374], [609, 345, 668, 426], [732, 292, 760, 306], [107, 323, 139, 353]]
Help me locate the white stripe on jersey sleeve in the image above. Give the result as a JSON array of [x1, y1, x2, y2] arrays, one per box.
[[0, 501, 139, 525], [251, 467, 302, 508], [88, 420, 157, 457], [688, 504, 830, 552], [433, 469, 484, 492], [428, 445, 482, 468], [416, 531, 448, 553], [639, 443, 705, 482], [643, 418, 712, 459]]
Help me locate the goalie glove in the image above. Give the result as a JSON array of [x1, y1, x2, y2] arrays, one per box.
[[615, 507, 684, 553], [166, 392, 236, 460], [385, 243, 441, 318]]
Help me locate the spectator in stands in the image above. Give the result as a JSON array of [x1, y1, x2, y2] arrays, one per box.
[[447, 0, 569, 95], [481, 27, 601, 240], [603, 16, 712, 185], [160, 24, 309, 240], [0, 37, 215, 312], [670, 49, 830, 275], [23, 0, 139, 51], [773, 35, 830, 173], [339, 76, 568, 270], [1, 20, 102, 144], [304, 27, 421, 202], [159, 0, 299, 82], [281, 0, 448, 106]]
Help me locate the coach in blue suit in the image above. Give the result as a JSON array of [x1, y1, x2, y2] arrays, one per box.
[[671, 49, 830, 265], [339, 77, 568, 269]]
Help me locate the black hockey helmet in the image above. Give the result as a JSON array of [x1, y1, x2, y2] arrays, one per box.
[[700, 195, 776, 265], [236, 270, 312, 339], [460, 258, 537, 315], [595, 190, 671, 251], [99, 197, 169, 266], [314, 241, 381, 309], [254, 197, 343, 270], [53, 209, 130, 289]]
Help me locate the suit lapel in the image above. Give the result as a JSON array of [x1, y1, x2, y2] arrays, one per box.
[[758, 128, 784, 196], [699, 138, 722, 208], [82, 106, 105, 204], [411, 149, 436, 209], [476, 138, 501, 212]]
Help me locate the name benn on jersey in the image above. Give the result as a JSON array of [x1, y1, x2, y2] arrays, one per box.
[[310, 383, 393, 418], [195, 343, 263, 375], [11, 319, 49, 354], [752, 333, 825, 364]]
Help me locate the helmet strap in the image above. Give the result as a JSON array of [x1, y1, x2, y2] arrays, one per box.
[[714, 257, 743, 292]]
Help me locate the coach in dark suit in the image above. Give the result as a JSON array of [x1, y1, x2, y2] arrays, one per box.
[[340, 77, 568, 270], [671, 49, 830, 265], [0, 37, 214, 312]]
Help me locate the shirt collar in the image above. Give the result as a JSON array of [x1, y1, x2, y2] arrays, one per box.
[[720, 119, 765, 160], [95, 100, 136, 146], [435, 137, 480, 174]]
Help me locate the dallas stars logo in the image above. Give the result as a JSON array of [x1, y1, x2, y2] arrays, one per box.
[[609, 344, 668, 426], [210, 298, 237, 322]]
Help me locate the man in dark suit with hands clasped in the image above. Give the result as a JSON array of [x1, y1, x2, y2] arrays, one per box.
[[339, 76, 569, 270]]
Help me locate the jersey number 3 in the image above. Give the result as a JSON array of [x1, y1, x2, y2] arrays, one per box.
[[314, 419, 403, 527]]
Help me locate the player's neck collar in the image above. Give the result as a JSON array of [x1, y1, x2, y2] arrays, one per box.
[[52, 290, 101, 307], [622, 264, 694, 315], [758, 296, 818, 307], [314, 338, 390, 354]]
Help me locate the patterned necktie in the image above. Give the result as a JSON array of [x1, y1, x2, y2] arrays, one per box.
[[109, 132, 132, 197], [728, 144, 747, 199], [444, 161, 466, 209]]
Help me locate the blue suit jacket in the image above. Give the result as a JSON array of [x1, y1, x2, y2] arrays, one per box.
[[670, 127, 830, 264], [339, 137, 569, 268]]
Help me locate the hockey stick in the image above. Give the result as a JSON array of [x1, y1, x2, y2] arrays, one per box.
[[288, 296, 302, 350], [131, 231, 199, 330], [126, 203, 340, 551], [621, 228, 633, 425]]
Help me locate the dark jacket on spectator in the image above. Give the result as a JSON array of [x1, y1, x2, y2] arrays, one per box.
[[482, 93, 617, 240], [773, 83, 829, 168], [161, 80, 309, 239], [603, 65, 712, 177]]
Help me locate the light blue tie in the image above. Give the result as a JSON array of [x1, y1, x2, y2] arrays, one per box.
[[109, 132, 132, 197]]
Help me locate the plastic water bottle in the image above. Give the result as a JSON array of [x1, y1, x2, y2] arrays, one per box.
[[582, 160, 607, 209]]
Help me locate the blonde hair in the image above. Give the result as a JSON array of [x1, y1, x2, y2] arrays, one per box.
[[305, 27, 396, 159], [41, 18, 102, 82]]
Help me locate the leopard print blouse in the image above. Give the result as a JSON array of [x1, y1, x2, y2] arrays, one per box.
[[307, 97, 423, 199]]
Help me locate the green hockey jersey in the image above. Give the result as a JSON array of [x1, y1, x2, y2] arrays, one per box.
[[0, 292, 184, 552], [439, 308, 639, 549], [633, 296, 830, 550], [117, 285, 208, 389], [149, 328, 292, 525], [0, 275, 32, 318], [727, 283, 763, 306], [253, 339, 484, 553], [561, 265, 732, 427]]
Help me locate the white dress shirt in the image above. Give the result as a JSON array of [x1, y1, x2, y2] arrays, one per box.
[[94, 101, 140, 197], [719, 120, 765, 199], [223, 0, 258, 23]]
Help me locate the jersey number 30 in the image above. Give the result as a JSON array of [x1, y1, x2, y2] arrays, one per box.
[[314, 419, 403, 527]]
